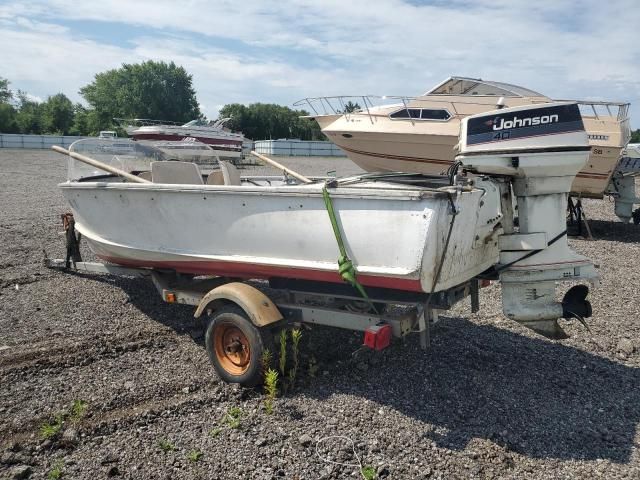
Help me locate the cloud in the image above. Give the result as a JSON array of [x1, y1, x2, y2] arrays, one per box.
[[0, 0, 638, 125]]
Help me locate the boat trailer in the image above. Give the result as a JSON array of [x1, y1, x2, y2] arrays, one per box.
[[44, 222, 483, 386]]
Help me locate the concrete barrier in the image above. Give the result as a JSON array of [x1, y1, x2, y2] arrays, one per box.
[[0, 134, 90, 149]]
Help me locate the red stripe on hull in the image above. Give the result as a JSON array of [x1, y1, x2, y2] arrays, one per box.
[[99, 255, 425, 292]]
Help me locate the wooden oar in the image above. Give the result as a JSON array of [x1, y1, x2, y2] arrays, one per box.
[[250, 151, 312, 184], [51, 146, 151, 184]]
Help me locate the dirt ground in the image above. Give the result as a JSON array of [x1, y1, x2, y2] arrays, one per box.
[[1, 149, 639, 479]]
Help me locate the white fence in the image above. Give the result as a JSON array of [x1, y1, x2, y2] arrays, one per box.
[[253, 139, 345, 157], [0, 134, 90, 149]]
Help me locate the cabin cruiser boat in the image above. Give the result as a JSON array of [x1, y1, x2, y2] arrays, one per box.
[[59, 102, 597, 339], [297, 76, 631, 198], [120, 117, 245, 158]]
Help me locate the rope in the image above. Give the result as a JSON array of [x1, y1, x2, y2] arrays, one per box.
[[322, 184, 376, 312]]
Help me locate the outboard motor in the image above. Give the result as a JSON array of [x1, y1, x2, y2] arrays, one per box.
[[457, 102, 598, 339]]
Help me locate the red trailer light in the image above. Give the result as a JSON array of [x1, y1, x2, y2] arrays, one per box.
[[364, 324, 392, 351]]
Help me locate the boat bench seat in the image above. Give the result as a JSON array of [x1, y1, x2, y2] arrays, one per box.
[[206, 162, 241, 185], [151, 161, 204, 185]]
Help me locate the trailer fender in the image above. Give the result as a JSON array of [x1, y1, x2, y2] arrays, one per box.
[[194, 282, 283, 327]]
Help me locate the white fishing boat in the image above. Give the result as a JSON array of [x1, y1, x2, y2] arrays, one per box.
[[296, 76, 631, 199], [53, 102, 597, 384]]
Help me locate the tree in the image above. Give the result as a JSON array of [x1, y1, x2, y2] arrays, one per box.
[[15, 91, 44, 134], [219, 103, 324, 141], [0, 77, 12, 104], [0, 103, 18, 133], [342, 101, 361, 113], [43, 93, 74, 134], [80, 60, 201, 131], [631, 129, 640, 143]]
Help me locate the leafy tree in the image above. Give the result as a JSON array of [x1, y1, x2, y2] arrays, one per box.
[[43, 93, 74, 134], [631, 129, 640, 143], [68, 103, 92, 136], [0, 103, 18, 133], [80, 60, 201, 131], [219, 103, 324, 141], [342, 101, 361, 113], [0, 77, 12, 104], [15, 91, 45, 134]]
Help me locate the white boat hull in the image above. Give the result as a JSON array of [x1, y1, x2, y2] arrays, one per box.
[[61, 180, 501, 293]]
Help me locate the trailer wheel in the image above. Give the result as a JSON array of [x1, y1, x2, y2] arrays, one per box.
[[205, 305, 270, 387]]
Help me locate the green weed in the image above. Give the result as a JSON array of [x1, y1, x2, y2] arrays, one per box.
[[69, 400, 87, 422], [288, 329, 302, 387], [261, 348, 273, 377], [40, 414, 64, 440], [224, 407, 242, 429], [278, 330, 287, 376], [186, 450, 203, 462], [264, 368, 279, 414], [209, 427, 222, 437], [361, 465, 377, 480], [158, 439, 175, 452], [47, 460, 64, 479]]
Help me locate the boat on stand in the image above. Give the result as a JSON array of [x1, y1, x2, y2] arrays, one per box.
[[296, 76, 632, 218], [118, 117, 245, 162], [49, 102, 597, 386]]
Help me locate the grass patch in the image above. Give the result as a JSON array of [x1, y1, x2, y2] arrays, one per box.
[[209, 427, 222, 438], [186, 450, 203, 462], [69, 400, 87, 422], [224, 407, 242, 429], [361, 465, 376, 480], [48, 460, 64, 479], [40, 414, 64, 440], [158, 439, 175, 452], [40, 399, 89, 440]]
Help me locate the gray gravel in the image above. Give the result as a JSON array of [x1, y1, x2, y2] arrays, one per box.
[[1, 149, 640, 479]]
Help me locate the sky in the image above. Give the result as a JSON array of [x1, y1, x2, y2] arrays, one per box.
[[0, 0, 638, 127]]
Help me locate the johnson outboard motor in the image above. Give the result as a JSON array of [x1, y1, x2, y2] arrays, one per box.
[[457, 102, 598, 339]]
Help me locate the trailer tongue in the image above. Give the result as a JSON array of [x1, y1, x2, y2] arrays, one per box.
[[46, 102, 597, 385]]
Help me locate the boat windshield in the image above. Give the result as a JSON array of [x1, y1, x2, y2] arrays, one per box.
[[427, 77, 546, 98], [67, 138, 167, 181], [182, 119, 207, 127]]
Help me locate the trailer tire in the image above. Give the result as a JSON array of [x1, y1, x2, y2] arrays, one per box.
[[205, 305, 271, 387]]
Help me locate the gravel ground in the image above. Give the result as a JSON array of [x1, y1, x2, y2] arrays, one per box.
[[1, 149, 639, 479]]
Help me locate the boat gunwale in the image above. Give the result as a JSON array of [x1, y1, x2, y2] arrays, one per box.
[[59, 179, 458, 200]]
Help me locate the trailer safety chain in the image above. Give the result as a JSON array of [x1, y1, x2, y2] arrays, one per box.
[[322, 184, 377, 312]]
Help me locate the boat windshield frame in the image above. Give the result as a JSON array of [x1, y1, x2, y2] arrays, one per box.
[[425, 76, 546, 98]]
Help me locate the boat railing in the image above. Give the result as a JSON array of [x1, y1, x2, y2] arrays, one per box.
[[114, 118, 185, 127], [566, 101, 632, 145], [295, 96, 632, 142]]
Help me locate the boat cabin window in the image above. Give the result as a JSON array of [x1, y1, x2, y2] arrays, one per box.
[[389, 108, 451, 121], [421, 109, 451, 120]]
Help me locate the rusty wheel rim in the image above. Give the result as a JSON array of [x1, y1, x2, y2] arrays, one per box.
[[213, 322, 251, 376]]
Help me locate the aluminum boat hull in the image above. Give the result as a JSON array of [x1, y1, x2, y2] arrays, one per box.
[[60, 180, 501, 293]]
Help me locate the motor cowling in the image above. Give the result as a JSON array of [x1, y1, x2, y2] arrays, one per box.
[[456, 102, 598, 339]]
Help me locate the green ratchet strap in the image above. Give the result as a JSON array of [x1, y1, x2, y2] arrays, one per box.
[[322, 184, 376, 311]]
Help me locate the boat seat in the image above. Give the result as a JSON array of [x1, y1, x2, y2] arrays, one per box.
[[151, 161, 204, 185], [206, 170, 225, 185], [219, 161, 241, 186]]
